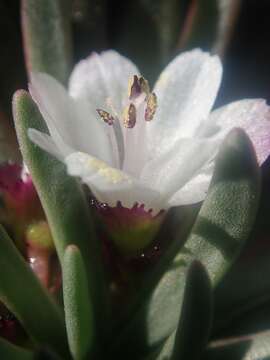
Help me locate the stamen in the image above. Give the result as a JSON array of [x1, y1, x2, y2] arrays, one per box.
[[96, 109, 115, 125], [145, 93, 157, 121], [139, 77, 150, 95], [128, 75, 150, 100], [123, 103, 136, 128], [128, 75, 141, 100]]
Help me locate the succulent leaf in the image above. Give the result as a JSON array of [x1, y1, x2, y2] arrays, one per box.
[[0, 224, 68, 358], [184, 128, 260, 285], [0, 336, 34, 360], [12, 90, 110, 343], [21, 0, 72, 84], [171, 261, 213, 359], [111, 128, 260, 357], [155, 261, 213, 360], [63, 245, 94, 360]]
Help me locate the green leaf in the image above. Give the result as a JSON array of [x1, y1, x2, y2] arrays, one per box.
[[213, 299, 270, 345], [155, 261, 213, 360], [181, 128, 260, 285], [205, 331, 270, 360], [21, 0, 72, 84], [0, 337, 33, 360], [34, 348, 62, 360], [0, 225, 68, 358], [111, 129, 260, 357], [172, 261, 213, 360], [214, 232, 270, 332], [13, 91, 109, 339], [63, 245, 94, 360], [214, 188, 270, 332]]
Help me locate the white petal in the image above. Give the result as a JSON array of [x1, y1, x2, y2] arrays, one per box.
[[147, 49, 222, 158], [29, 72, 113, 165], [65, 152, 164, 213], [141, 137, 218, 201], [199, 99, 270, 164], [168, 164, 213, 206], [69, 50, 140, 115], [28, 128, 65, 161]]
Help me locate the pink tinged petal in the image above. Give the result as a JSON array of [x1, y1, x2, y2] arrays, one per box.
[[148, 49, 222, 159], [141, 138, 218, 204], [65, 151, 164, 214], [29, 73, 113, 165], [68, 50, 140, 114], [198, 99, 270, 165]]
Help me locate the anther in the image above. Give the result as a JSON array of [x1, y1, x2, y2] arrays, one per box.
[[128, 75, 150, 100], [123, 103, 136, 128], [128, 75, 141, 100], [145, 93, 157, 121], [96, 109, 115, 125], [139, 77, 150, 95]]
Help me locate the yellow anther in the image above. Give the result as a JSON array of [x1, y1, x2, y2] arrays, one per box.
[[96, 109, 115, 125], [145, 92, 157, 121], [123, 103, 136, 128], [139, 77, 150, 95]]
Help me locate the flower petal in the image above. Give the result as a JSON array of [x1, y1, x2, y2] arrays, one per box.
[[28, 129, 64, 161], [199, 99, 270, 164], [147, 49, 222, 158], [141, 137, 218, 202], [167, 164, 213, 206], [29, 73, 113, 165], [65, 152, 164, 213], [69, 50, 140, 115]]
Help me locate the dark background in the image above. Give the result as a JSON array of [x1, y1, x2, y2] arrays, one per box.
[[221, 0, 270, 105], [1, 0, 270, 114]]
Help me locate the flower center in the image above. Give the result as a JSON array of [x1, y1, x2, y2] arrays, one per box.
[[96, 75, 157, 129]]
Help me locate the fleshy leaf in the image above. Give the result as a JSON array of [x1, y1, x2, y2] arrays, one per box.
[[171, 261, 213, 359], [13, 91, 110, 339], [155, 261, 212, 360], [0, 336, 33, 360], [63, 245, 94, 360], [214, 229, 270, 332], [185, 128, 260, 284], [0, 225, 68, 358], [205, 330, 270, 360], [110, 129, 260, 357], [21, 0, 72, 84]]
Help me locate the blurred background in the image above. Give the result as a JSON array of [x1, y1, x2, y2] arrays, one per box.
[[1, 0, 270, 116], [1, 0, 270, 342]]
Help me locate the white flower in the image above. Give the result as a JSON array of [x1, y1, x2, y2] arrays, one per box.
[[28, 49, 270, 214]]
